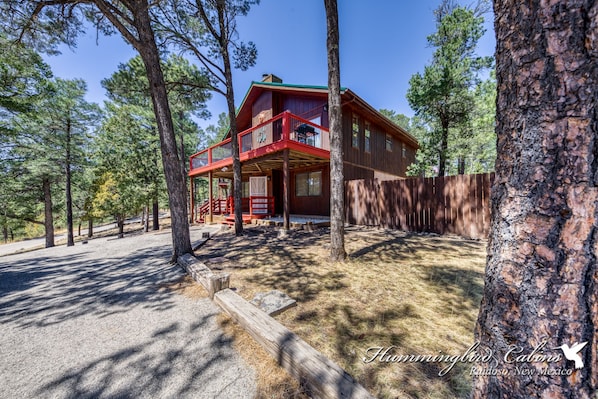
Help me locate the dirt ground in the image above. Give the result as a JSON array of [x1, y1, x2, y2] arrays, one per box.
[[196, 224, 487, 399]]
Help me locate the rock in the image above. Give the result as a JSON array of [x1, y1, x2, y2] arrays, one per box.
[[250, 290, 297, 316]]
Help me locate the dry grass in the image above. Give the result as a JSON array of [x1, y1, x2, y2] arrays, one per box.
[[218, 314, 309, 399], [195, 225, 487, 399], [162, 268, 307, 398]]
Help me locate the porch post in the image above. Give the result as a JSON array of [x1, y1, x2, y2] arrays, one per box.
[[282, 111, 291, 141], [283, 149, 290, 230], [190, 176, 195, 223], [208, 171, 213, 224]]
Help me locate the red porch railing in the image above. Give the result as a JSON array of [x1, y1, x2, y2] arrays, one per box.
[[189, 111, 330, 174], [197, 198, 229, 222], [227, 196, 275, 217]]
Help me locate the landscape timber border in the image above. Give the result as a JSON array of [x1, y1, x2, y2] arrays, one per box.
[[177, 252, 374, 399]]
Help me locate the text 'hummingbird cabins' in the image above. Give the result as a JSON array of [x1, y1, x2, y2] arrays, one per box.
[[189, 74, 419, 225]]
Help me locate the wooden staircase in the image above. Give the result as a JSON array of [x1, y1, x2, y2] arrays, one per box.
[[197, 198, 229, 223], [222, 214, 256, 226], [198, 196, 275, 226]]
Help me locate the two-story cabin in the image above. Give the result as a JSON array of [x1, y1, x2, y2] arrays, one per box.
[[189, 74, 418, 224]]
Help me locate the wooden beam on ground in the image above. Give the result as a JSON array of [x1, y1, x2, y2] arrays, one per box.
[[214, 288, 374, 399], [178, 254, 229, 299]]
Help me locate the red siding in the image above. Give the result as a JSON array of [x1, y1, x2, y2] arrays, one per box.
[[290, 165, 330, 215], [282, 94, 328, 126]]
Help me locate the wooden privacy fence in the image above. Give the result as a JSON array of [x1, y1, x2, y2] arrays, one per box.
[[345, 173, 495, 239]]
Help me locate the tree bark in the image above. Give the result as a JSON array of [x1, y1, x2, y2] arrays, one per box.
[[144, 204, 149, 232], [42, 177, 55, 248], [152, 199, 160, 230], [473, 1, 597, 398], [132, 3, 192, 260], [117, 215, 124, 238], [87, 217, 93, 238], [457, 156, 465, 175], [324, 0, 346, 261], [65, 117, 74, 247], [216, 2, 243, 236], [439, 122, 449, 177]]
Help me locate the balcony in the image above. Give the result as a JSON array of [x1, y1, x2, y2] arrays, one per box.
[[189, 111, 330, 177]]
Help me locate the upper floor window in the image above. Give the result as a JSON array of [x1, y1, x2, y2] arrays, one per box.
[[352, 114, 360, 148], [402, 145, 407, 158], [364, 121, 371, 153], [385, 134, 393, 151]]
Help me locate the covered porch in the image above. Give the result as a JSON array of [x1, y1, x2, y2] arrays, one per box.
[[189, 111, 331, 229]]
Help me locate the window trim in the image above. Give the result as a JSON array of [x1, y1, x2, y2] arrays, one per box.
[[295, 170, 323, 197], [352, 114, 360, 149], [364, 121, 371, 153], [385, 134, 393, 152]]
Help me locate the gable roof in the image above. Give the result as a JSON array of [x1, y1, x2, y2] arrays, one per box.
[[229, 81, 419, 149]]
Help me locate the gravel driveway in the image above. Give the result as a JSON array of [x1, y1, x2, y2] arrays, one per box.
[[0, 226, 256, 399]]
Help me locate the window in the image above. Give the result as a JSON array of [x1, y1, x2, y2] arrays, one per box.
[[352, 114, 360, 148], [295, 171, 322, 197], [242, 181, 250, 198], [364, 121, 371, 153], [402, 145, 407, 158], [385, 134, 393, 151]]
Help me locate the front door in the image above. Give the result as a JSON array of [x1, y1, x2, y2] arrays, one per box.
[[249, 176, 268, 214]]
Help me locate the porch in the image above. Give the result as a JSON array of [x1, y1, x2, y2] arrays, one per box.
[[189, 111, 331, 229], [196, 196, 276, 224]]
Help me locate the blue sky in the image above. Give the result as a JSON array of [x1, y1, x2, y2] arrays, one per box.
[[43, 0, 495, 129]]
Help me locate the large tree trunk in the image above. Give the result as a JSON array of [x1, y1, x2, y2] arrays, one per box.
[[226, 84, 243, 236], [65, 117, 74, 247], [42, 177, 55, 248], [324, 0, 346, 261], [87, 217, 93, 238], [133, 3, 192, 261], [217, 3, 243, 236], [473, 1, 597, 398]]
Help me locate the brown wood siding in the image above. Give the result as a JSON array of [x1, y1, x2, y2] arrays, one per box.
[[341, 106, 416, 178], [344, 163, 374, 181], [290, 165, 330, 215]]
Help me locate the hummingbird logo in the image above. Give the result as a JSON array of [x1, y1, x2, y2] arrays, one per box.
[[554, 342, 588, 369]]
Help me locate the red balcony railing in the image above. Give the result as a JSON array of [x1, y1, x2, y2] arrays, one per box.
[[189, 111, 330, 173]]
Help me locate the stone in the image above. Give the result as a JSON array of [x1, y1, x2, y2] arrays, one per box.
[[250, 290, 297, 316]]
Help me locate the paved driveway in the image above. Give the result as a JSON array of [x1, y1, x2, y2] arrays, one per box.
[[0, 227, 256, 398]]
